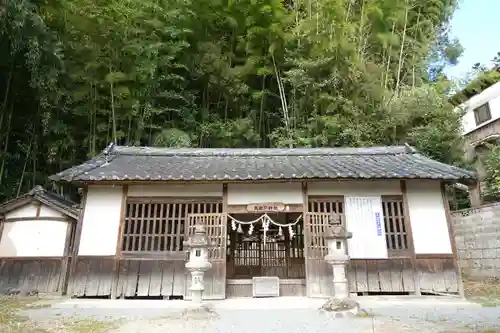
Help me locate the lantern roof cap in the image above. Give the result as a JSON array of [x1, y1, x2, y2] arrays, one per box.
[[184, 224, 213, 248]]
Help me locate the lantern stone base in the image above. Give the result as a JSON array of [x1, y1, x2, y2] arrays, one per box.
[[319, 298, 360, 318], [181, 304, 219, 320]]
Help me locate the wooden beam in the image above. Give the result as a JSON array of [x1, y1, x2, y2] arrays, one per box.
[[400, 180, 421, 295], [127, 196, 222, 204], [66, 187, 88, 297], [441, 181, 465, 297], [35, 203, 42, 217], [111, 185, 128, 299], [415, 254, 455, 259], [2, 216, 74, 223]]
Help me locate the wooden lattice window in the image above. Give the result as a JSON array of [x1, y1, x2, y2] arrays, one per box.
[[381, 195, 409, 257], [306, 197, 344, 259], [121, 199, 222, 254], [308, 197, 344, 215]]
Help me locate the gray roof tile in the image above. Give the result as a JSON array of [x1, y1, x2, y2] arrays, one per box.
[[49, 144, 477, 183]]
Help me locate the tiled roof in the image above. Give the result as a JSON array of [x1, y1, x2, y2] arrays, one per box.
[[0, 186, 80, 219], [49, 144, 477, 183]]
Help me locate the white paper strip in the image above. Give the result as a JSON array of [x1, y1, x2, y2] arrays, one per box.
[[345, 196, 388, 259]]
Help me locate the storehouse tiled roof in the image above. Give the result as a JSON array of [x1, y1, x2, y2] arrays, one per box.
[[0, 186, 80, 219], [48, 143, 477, 183]]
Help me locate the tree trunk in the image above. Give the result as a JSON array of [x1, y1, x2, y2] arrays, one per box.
[[394, 2, 409, 95], [0, 104, 14, 186]]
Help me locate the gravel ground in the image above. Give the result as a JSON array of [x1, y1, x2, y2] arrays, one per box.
[[18, 297, 500, 333]]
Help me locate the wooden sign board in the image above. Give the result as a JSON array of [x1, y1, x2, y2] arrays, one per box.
[[247, 203, 285, 213]]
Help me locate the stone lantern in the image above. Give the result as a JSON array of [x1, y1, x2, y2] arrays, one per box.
[[324, 215, 352, 299], [183, 224, 213, 304]]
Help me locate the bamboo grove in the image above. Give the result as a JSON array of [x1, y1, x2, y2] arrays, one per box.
[[0, 0, 472, 201]]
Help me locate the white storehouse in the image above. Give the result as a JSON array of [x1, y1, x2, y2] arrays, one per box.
[[0, 186, 79, 295]]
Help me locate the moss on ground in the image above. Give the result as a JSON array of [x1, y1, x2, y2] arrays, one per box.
[[60, 318, 121, 333], [0, 296, 119, 333], [463, 277, 500, 307]]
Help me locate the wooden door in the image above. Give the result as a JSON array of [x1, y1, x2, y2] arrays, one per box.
[[304, 212, 336, 297], [185, 213, 227, 300]]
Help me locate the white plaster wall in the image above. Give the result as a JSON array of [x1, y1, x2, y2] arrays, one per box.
[[308, 180, 402, 196], [79, 185, 123, 256], [459, 82, 500, 134], [227, 183, 303, 205], [39, 205, 65, 218], [0, 220, 68, 257], [5, 203, 39, 219], [128, 184, 223, 197], [406, 180, 452, 254]]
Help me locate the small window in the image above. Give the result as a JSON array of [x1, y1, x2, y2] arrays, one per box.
[[382, 196, 410, 257], [473, 103, 491, 126]]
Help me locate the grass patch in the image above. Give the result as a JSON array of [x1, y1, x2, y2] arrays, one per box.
[[0, 296, 120, 333], [0, 296, 50, 333], [463, 277, 500, 307], [355, 312, 375, 318], [61, 318, 121, 333]]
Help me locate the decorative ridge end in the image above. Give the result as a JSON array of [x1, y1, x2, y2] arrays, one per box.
[[103, 142, 115, 155], [29, 185, 45, 196], [404, 143, 418, 153]]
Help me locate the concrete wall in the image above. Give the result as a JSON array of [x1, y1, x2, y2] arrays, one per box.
[[452, 202, 500, 278]]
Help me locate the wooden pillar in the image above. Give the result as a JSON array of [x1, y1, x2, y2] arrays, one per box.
[[301, 182, 311, 297], [400, 180, 421, 295], [111, 185, 128, 299], [35, 202, 42, 217], [59, 217, 75, 295], [0, 216, 5, 251], [468, 182, 482, 208], [222, 184, 228, 213], [441, 181, 465, 297], [66, 187, 88, 297]]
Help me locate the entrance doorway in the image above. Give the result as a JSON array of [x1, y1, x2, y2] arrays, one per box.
[[226, 212, 305, 297]]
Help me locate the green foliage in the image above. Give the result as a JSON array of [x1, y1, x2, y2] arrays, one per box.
[[449, 53, 500, 106], [0, 0, 471, 201], [484, 144, 500, 202]]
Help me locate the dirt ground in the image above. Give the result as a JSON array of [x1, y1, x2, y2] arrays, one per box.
[[1, 278, 500, 333]]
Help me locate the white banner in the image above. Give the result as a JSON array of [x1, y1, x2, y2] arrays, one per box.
[[345, 196, 388, 259]]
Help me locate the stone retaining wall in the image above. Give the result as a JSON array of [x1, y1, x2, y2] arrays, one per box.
[[452, 202, 500, 278]]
